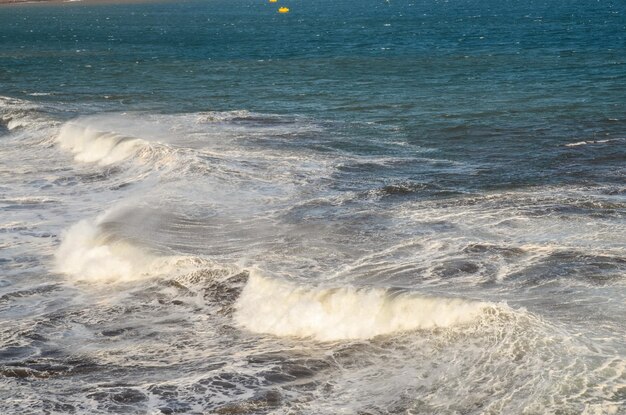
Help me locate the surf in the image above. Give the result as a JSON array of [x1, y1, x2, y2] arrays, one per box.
[[234, 271, 491, 341], [54, 208, 205, 283]]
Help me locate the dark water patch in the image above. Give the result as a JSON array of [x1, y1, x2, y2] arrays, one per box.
[[148, 384, 178, 398], [259, 360, 332, 386], [233, 116, 296, 127], [43, 400, 76, 414], [110, 389, 148, 404], [167, 268, 249, 315], [0, 345, 39, 363], [86, 387, 148, 413], [366, 181, 460, 202], [1, 357, 102, 379], [420, 220, 458, 233], [283, 195, 359, 223], [149, 384, 194, 414], [21, 230, 55, 239], [433, 192, 625, 220], [111, 182, 133, 190], [197, 111, 294, 127], [196, 371, 262, 404], [552, 138, 626, 184], [601, 187, 626, 196], [463, 243, 526, 258], [511, 251, 626, 286], [432, 260, 481, 278], [329, 342, 382, 370], [23, 332, 48, 342], [612, 387, 626, 403], [9, 255, 40, 264], [336, 160, 406, 175], [248, 351, 335, 387], [60, 358, 103, 377], [0, 198, 57, 210], [575, 200, 626, 212], [158, 404, 192, 414], [52, 176, 79, 187], [51, 168, 124, 188], [78, 169, 123, 182], [523, 202, 626, 219], [201, 271, 249, 315], [0, 284, 61, 304], [3, 324, 53, 352], [215, 389, 282, 415], [101, 327, 137, 337], [174, 267, 236, 287], [0, 224, 28, 233], [0, 366, 49, 379]]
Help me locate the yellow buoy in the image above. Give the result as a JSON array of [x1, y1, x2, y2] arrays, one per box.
[[278, 7, 289, 13], [269, 0, 277, 3]]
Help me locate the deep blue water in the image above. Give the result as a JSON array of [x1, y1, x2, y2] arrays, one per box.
[[2, 0, 625, 192], [0, 0, 625, 414]]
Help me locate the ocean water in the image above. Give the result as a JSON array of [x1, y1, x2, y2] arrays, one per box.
[[0, 0, 625, 413]]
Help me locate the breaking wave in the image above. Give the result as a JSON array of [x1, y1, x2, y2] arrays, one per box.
[[234, 272, 491, 341], [56, 119, 150, 166], [55, 208, 494, 340], [0, 95, 53, 131], [196, 110, 257, 123], [54, 210, 205, 283]]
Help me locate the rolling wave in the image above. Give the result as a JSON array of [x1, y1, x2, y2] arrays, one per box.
[[54, 203, 494, 342], [54, 208, 206, 283], [53, 113, 178, 167], [57, 121, 148, 166], [0, 95, 52, 131], [234, 272, 491, 341]]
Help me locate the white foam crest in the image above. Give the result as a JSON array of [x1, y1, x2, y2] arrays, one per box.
[[57, 121, 147, 165], [196, 110, 255, 123], [55, 212, 204, 283], [565, 138, 624, 147], [234, 272, 490, 341], [0, 95, 37, 111], [0, 95, 48, 131], [7, 118, 32, 131]]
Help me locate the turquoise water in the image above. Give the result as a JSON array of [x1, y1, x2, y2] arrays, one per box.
[[3, 0, 625, 190], [1, 0, 625, 413]]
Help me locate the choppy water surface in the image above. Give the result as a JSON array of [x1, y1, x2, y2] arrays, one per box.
[[0, 0, 625, 413]]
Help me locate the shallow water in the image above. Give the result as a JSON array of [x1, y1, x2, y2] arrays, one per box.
[[0, 0, 625, 413]]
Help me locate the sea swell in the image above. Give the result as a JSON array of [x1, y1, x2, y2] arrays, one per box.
[[54, 204, 493, 340], [1, 94, 622, 414]]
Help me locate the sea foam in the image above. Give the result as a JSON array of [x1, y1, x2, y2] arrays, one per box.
[[55, 211, 201, 283], [57, 120, 146, 165], [234, 272, 489, 341]]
